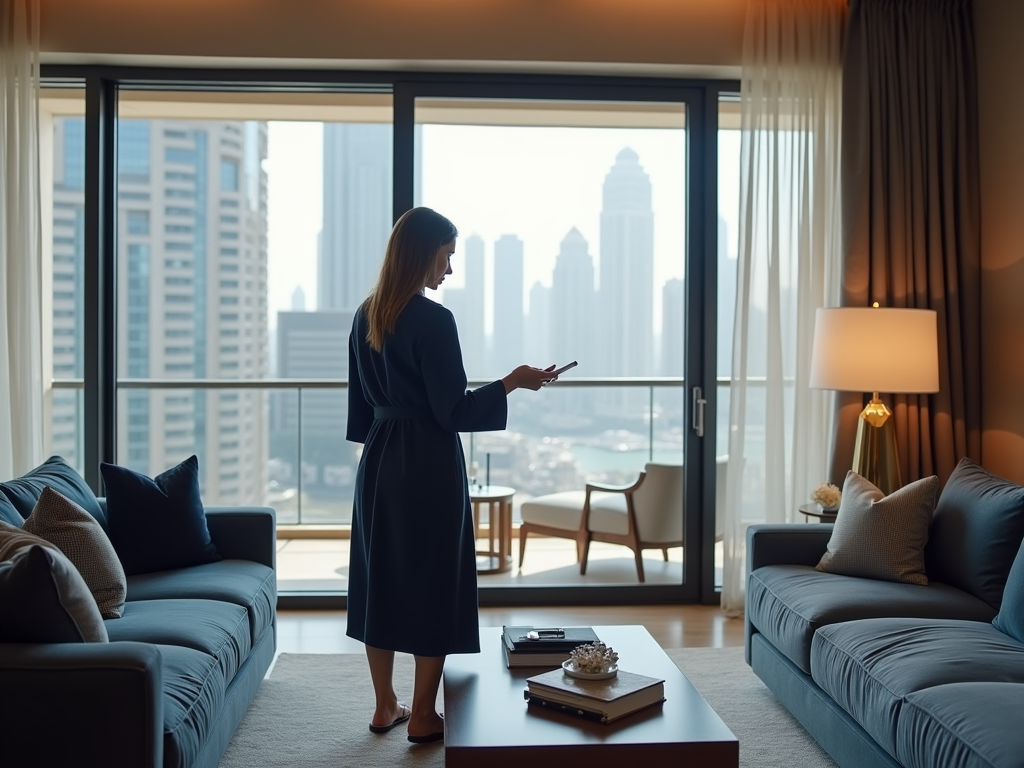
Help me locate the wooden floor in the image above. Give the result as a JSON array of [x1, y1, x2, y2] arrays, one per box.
[[277, 603, 745, 655]]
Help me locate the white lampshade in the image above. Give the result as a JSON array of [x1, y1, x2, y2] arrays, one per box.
[[809, 308, 939, 394]]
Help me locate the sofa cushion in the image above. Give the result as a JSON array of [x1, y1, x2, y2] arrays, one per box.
[[993, 539, 1024, 643], [0, 537, 108, 643], [747, 564, 996, 673], [895, 682, 1024, 768], [521, 491, 586, 530], [0, 455, 106, 529], [101, 455, 221, 577], [816, 471, 937, 585], [158, 644, 227, 768], [107, 598, 251, 683], [126, 560, 276, 646], [925, 457, 1024, 609], [810, 617, 1024, 759], [22, 486, 127, 618], [0, 490, 21, 525]]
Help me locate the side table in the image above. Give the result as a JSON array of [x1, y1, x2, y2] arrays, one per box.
[[799, 502, 838, 523], [469, 485, 515, 574]]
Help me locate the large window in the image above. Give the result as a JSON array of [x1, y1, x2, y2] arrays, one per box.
[[46, 73, 734, 603]]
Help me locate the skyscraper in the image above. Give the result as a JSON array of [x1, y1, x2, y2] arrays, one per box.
[[662, 277, 685, 376], [550, 228, 596, 370], [492, 234, 524, 374], [50, 117, 270, 504], [442, 233, 486, 375], [526, 280, 552, 367], [318, 123, 392, 312], [598, 147, 655, 378], [275, 309, 354, 518]]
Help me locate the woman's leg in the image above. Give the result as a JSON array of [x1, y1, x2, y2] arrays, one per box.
[[408, 655, 446, 738], [365, 645, 410, 727]]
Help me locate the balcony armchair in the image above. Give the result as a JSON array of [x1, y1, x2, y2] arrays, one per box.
[[519, 462, 684, 582]]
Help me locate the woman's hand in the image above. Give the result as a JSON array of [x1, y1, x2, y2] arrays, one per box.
[[502, 364, 557, 394]]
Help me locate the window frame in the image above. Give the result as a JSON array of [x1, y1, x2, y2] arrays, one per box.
[[43, 64, 738, 607]]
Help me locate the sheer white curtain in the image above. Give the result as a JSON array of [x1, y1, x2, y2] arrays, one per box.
[[0, 0, 44, 479], [721, 0, 846, 615]]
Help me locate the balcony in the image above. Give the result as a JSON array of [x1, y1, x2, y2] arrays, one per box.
[[52, 376, 742, 591]]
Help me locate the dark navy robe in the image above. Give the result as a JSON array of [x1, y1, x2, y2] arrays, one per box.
[[346, 293, 507, 656]]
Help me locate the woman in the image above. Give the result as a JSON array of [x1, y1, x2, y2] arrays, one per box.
[[346, 207, 555, 743]]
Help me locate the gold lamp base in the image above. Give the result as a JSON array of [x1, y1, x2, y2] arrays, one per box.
[[851, 395, 902, 495]]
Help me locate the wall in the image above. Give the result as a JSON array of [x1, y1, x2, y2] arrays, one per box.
[[976, 0, 1024, 483], [39, 0, 745, 77]]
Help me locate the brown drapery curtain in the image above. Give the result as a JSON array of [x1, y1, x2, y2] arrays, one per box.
[[830, 0, 982, 488]]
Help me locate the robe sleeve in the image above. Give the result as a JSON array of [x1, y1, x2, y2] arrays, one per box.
[[418, 307, 508, 433], [346, 325, 374, 443]]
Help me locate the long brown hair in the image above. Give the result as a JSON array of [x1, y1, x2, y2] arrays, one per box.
[[364, 207, 458, 351]]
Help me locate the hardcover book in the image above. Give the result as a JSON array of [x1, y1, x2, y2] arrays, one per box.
[[502, 626, 600, 652], [501, 626, 601, 669], [524, 667, 665, 723]]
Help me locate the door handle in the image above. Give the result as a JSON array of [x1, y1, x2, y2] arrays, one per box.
[[692, 386, 706, 438]]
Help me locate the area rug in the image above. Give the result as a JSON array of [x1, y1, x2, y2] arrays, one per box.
[[219, 647, 838, 768]]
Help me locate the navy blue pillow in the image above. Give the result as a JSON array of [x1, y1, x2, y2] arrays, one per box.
[[0, 456, 105, 529], [925, 458, 1024, 609], [101, 455, 220, 577], [993, 540, 1024, 644]]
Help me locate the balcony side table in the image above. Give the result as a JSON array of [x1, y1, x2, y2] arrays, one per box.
[[799, 502, 838, 523], [469, 485, 515, 574]]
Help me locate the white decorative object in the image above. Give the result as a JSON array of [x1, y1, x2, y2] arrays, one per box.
[[564, 641, 619, 679], [562, 659, 618, 680], [810, 482, 842, 511]]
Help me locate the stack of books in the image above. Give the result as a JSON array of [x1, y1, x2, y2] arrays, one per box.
[[501, 626, 600, 668], [524, 667, 666, 723]]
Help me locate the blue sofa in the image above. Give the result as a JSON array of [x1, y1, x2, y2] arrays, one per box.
[[0, 472, 277, 768], [744, 463, 1024, 768]]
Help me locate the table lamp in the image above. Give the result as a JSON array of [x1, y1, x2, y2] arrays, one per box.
[[809, 305, 939, 495]]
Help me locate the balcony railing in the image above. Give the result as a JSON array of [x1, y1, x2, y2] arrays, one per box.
[[50, 376, 755, 526]]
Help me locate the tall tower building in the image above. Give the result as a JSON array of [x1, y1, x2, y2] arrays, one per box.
[[50, 118, 87, 470], [526, 281, 552, 367], [50, 117, 270, 504], [492, 234, 524, 375], [318, 123, 392, 311], [442, 234, 486, 375], [275, 309, 354, 516], [662, 278, 685, 376], [550, 228, 596, 371], [598, 148, 655, 378]]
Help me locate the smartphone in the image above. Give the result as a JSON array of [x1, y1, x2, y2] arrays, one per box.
[[551, 361, 578, 376]]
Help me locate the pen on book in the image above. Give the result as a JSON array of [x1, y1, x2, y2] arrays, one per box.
[[526, 629, 565, 640]]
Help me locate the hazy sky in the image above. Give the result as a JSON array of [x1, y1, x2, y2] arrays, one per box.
[[265, 122, 742, 330]]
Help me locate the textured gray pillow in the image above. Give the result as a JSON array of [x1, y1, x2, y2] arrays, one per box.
[[22, 486, 127, 618], [0, 523, 108, 642], [816, 471, 938, 585]]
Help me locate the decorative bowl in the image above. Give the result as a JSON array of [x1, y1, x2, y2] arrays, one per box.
[[562, 659, 618, 680]]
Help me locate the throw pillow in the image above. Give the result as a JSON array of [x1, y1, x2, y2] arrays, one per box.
[[0, 456, 106, 529], [0, 524, 108, 643], [101, 455, 220, 577], [924, 457, 1024, 609], [816, 471, 938, 585], [993, 539, 1024, 644], [22, 486, 127, 618]]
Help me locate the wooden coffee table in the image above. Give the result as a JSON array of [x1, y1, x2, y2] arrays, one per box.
[[443, 625, 738, 767]]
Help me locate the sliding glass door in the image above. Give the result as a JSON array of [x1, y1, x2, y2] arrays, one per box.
[[396, 83, 706, 600]]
